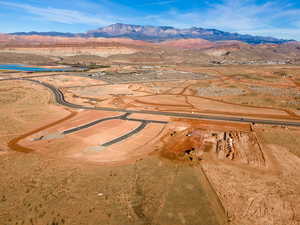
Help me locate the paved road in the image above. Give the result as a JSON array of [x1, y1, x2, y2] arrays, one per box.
[[62, 112, 167, 135], [54, 110, 168, 146], [2, 77, 300, 127], [61, 112, 168, 146], [62, 113, 130, 135], [101, 121, 148, 147]]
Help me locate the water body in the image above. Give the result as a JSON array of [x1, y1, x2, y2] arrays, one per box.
[[0, 64, 70, 72]]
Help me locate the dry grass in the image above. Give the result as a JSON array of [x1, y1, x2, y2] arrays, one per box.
[[258, 129, 300, 158], [0, 154, 223, 225], [228, 94, 273, 106], [0, 80, 63, 146], [226, 93, 300, 110]]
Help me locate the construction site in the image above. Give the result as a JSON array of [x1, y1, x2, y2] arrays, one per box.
[[0, 56, 300, 225]]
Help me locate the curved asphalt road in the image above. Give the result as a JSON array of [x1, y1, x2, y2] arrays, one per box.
[[62, 112, 168, 135], [59, 112, 167, 147], [2, 77, 300, 127], [101, 121, 148, 147], [63, 113, 131, 135]]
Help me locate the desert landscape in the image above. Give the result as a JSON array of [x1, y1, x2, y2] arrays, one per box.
[[0, 19, 300, 225]]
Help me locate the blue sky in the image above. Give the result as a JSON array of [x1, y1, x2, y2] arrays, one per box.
[[0, 0, 299, 40]]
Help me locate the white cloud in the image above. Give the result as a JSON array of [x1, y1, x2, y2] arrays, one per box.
[[140, 0, 178, 6], [0, 0, 299, 40], [241, 28, 300, 40], [144, 0, 300, 40], [0, 1, 111, 25]]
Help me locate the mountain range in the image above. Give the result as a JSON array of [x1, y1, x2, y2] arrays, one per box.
[[11, 23, 294, 45]]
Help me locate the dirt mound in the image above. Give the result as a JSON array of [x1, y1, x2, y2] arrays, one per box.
[[158, 121, 266, 168]]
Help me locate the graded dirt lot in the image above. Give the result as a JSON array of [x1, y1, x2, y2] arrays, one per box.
[[63, 79, 298, 120], [157, 119, 300, 225], [0, 63, 300, 225]]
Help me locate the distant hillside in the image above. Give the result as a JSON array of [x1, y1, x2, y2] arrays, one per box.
[[159, 38, 215, 49], [11, 31, 78, 38], [10, 23, 294, 44], [1, 33, 300, 65]]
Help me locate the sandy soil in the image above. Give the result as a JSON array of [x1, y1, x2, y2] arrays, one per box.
[[156, 119, 300, 225], [19, 119, 141, 155], [35, 75, 107, 88], [28, 110, 122, 137], [71, 123, 166, 164], [202, 142, 300, 225], [0, 80, 69, 151], [63, 75, 299, 121], [0, 153, 224, 225], [0, 46, 138, 57], [128, 113, 171, 122], [1, 64, 300, 225]]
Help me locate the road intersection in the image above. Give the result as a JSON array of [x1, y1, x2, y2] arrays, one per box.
[[2, 77, 299, 127]]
